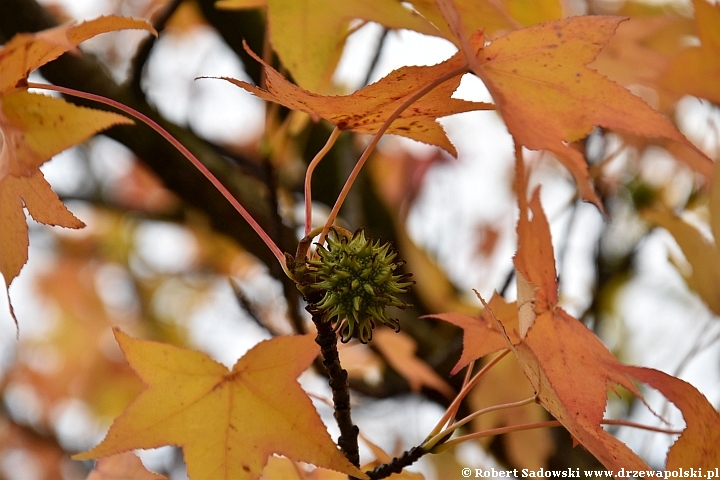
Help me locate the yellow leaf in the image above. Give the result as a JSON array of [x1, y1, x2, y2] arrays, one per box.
[[410, 0, 562, 45], [0, 90, 130, 291], [642, 158, 720, 316], [662, 0, 720, 106], [221, 47, 491, 156], [74, 330, 366, 480], [0, 16, 156, 93], [503, 0, 562, 28], [409, 0, 519, 43], [467, 16, 710, 206], [220, 0, 439, 92], [1, 90, 133, 174], [268, 0, 440, 92]]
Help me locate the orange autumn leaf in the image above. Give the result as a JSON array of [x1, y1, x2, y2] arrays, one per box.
[[487, 189, 651, 470], [465, 16, 711, 206], [614, 365, 720, 468], [0, 171, 84, 290], [427, 292, 518, 375], [0, 16, 156, 92], [373, 329, 454, 399], [592, 12, 694, 106], [74, 330, 366, 480], [86, 452, 169, 480], [661, 0, 720, 106], [218, 46, 492, 157], [0, 90, 132, 288], [216, 0, 439, 92]]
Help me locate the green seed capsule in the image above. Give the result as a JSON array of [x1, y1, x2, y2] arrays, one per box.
[[303, 228, 413, 343]]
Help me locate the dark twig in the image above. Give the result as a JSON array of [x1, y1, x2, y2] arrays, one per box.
[[366, 446, 426, 480], [361, 28, 389, 87], [305, 293, 360, 470], [129, 0, 185, 99]]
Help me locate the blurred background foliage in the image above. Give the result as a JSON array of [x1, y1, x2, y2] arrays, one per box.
[[0, 0, 719, 478]]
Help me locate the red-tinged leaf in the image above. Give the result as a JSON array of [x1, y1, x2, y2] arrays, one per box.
[[484, 187, 651, 470], [613, 365, 720, 468], [0, 16, 156, 92], [427, 292, 519, 375], [466, 16, 711, 206], [374, 329, 455, 398], [86, 452, 169, 480], [661, 0, 720, 106], [73, 330, 367, 480], [218, 47, 492, 157], [487, 298, 652, 470], [0, 170, 84, 288]]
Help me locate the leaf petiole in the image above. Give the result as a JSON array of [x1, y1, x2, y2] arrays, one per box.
[[305, 126, 341, 236], [27, 82, 289, 273], [317, 65, 469, 245], [430, 418, 685, 454], [424, 349, 510, 448]]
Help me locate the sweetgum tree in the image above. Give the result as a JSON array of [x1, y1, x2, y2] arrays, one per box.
[[0, 0, 719, 478]]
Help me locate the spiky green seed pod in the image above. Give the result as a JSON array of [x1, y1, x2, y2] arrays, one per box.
[[305, 229, 413, 343]]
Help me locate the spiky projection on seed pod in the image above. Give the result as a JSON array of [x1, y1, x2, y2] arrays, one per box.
[[306, 229, 413, 343]]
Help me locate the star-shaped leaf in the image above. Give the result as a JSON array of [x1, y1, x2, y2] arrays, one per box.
[[74, 330, 366, 480], [219, 47, 492, 156], [488, 188, 651, 470], [465, 16, 711, 206]]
